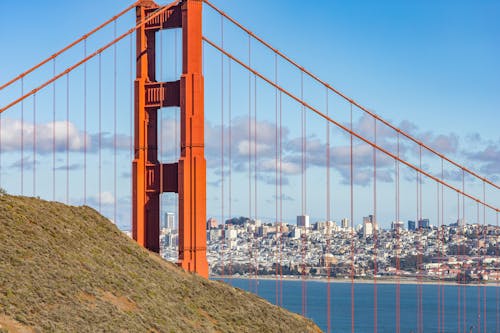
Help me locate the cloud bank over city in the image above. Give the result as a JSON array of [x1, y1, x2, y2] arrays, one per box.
[[0, 114, 498, 187]]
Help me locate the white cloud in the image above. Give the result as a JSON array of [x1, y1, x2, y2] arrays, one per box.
[[260, 159, 301, 174], [0, 118, 88, 153], [87, 191, 115, 206], [237, 140, 272, 156]]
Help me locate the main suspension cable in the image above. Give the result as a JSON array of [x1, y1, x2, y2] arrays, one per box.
[[0, 2, 138, 91], [202, 37, 499, 213], [0, 2, 179, 114], [202, 0, 499, 191]]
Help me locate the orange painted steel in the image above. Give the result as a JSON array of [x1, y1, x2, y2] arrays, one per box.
[[203, 36, 500, 214], [133, 0, 162, 253], [178, 0, 208, 277], [0, 2, 138, 92], [203, 0, 499, 191], [133, 0, 208, 277]]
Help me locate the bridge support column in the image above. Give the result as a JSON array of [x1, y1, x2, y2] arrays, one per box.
[[132, 0, 208, 278], [178, 0, 208, 277], [133, 0, 161, 253]]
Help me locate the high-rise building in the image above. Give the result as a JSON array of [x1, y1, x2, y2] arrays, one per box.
[[257, 225, 270, 237], [314, 221, 336, 234], [164, 212, 175, 230], [325, 220, 336, 234], [408, 220, 416, 231], [391, 220, 404, 232], [418, 218, 430, 229], [165, 233, 178, 247], [363, 221, 373, 238], [297, 215, 310, 228], [341, 218, 349, 229], [363, 215, 374, 238], [291, 227, 302, 239]]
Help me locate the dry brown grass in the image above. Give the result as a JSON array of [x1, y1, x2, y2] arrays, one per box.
[[0, 315, 35, 333], [100, 291, 138, 312], [0, 195, 321, 333]]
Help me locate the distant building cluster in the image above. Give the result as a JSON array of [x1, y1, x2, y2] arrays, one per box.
[[159, 212, 500, 282]]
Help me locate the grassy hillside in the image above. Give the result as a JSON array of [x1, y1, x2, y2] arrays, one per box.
[[0, 194, 321, 333]]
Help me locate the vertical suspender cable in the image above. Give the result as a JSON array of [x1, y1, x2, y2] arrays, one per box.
[[53, 59, 56, 201], [437, 161, 443, 332], [279, 90, 283, 306], [350, 103, 355, 333], [415, 149, 419, 333], [457, 188, 461, 333], [373, 117, 378, 333], [98, 53, 102, 213], [227, 57, 232, 277], [254, 72, 259, 295], [21, 78, 24, 195], [462, 169, 466, 333], [253, 72, 258, 286], [477, 200, 481, 333], [276, 62, 282, 305], [419, 146, 423, 333], [247, 34, 251, 291], [226, 54, 231, 260], [220, 15, 225, 279], [33, 93, 36, 196], [436, 170, 444, 333], [441, 158, 445, 331], [274, 52, 279, 305], [113, 20, 118, 224], [66, 74, 70, 204], [84, 39, 87, 205], [301, 70, 307, 317], [415, 163, 420, 333], [496, 210, 499, 333], [482, 181, 486, 332], [396, 133, 400, 333], [326, 87, 331, 333], [437, 179, 441, 333], [248, 34, 251, 247], [416, 149, 420, 333], [304, 72, 308, 316]]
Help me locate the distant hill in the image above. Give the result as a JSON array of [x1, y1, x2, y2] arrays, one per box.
[[0, 194, 320, 333]]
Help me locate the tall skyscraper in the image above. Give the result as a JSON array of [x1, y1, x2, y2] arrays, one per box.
[[341, 218, 349, 229], [164, 212, 175, 230], [363, 215, 374, 238], [408, 220, 416, 231], [297, 215, 310, 228], [418, 218, 430, 229]]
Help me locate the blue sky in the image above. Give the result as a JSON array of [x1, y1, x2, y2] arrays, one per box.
[[0, 0, 498, 229]]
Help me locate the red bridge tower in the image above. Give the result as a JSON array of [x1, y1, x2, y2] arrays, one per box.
[[133, 0, 208, 278]]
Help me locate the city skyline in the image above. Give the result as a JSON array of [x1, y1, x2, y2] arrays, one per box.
[[0, 1, 498, 231]]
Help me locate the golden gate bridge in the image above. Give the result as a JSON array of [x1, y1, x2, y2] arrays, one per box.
[[0, 1, 499, 332]]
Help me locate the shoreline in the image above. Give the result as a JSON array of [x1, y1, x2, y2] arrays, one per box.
[[212, 275, 500, 287]]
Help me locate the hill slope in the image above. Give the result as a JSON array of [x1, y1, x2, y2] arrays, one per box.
[[0, 194, 320, 333]]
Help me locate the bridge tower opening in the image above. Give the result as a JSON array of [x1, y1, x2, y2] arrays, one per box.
[[132, 0, 208, 278]]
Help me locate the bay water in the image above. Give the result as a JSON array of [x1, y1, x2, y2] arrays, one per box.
[[216, 278, 499, 333]]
